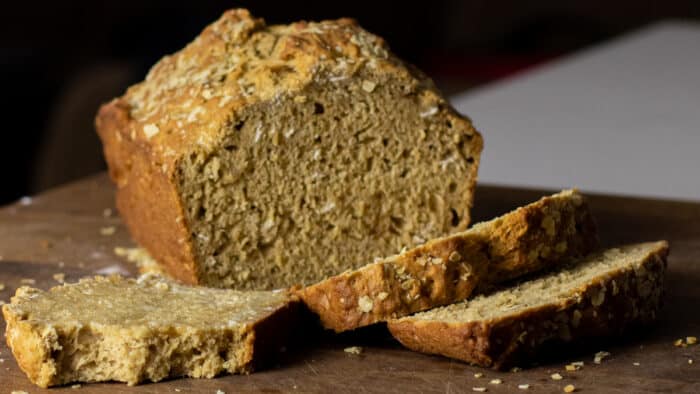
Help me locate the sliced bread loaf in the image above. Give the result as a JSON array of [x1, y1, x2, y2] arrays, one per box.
[[96, 9, 482, 290], [298, 189, 598, 332], [2, 275, 300, 387], [388, 241, 669, 369]]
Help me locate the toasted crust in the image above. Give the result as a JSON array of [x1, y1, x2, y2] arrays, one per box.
[[388, 241, 669, 369], [95, 9, 482, 288], [298, 233, 489, 332], [298, 189, 598, 332], [2, 276, 301, 387]]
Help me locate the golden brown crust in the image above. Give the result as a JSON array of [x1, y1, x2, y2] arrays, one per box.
[[96, 102, 199, 284], [297, 234, 489, 332], [388, 242, 669, 369], [298, 190, 597, 332]]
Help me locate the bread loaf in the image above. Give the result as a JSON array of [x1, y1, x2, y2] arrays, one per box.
[[96, 9, 482, 290], [2, 275, 300, 387], [299, 189, 598, 332], [388, 241, 669, 369]]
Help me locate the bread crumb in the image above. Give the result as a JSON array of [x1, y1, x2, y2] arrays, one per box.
[[143, 123, 160, 138], [687, 336, 698, 345], [71, 384, 82, 389], [472, 387, 487, 392], [489, 379, 502, 384], [0, 283, 5, 291], [473, 372, 484, 378], [674, 338, 685, 347], [53, 273, 66, 283], [174, 390, 181, 393], [518, 384, 530, 390], [510, 367, 522, 373], [12, 391, 29, 394], [633, 362, 640, 366], [376, 292, 389, 301], [594, 350, 611, 364], [216, 390, 225, 394], [20, 278, 36, 285], [0, 358, 4, 363], [103, 208, 113, 218], [100, 226, 116, 236], [361, 80, 376, 92], [551, 373, 563, 380], [358, 295, 373, 313], [689, 359, 694, 364], [565, 361, 584, 371], [344, 346, 363, 355], [564, 384, 576, 393]]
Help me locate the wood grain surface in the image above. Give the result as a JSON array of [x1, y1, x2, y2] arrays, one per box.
[[0, 174, 698, 393]]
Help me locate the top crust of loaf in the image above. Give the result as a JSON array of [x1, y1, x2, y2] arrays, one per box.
[[96, 9, 451, 171]]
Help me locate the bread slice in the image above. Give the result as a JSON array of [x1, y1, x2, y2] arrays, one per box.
[[298, 189, 598, 332], [96, 9, 482, 290], [388, 241, 669, 369], [2, 275, 300, 387]]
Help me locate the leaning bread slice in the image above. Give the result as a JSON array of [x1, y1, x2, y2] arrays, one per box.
[[388, 241, 669, 369], [2, 275, 299, 387], [298, 189, 598, 332]]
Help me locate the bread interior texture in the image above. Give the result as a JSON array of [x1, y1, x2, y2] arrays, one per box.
[[177, 73, 480, 289]]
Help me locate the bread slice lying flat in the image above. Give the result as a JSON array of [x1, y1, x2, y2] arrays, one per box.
[[388, 241, 669, 369], [2, 275, 299, 387], [96, 9, 482, 290], [298, 189, 598, 332]]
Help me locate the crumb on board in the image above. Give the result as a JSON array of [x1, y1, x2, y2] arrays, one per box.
[[594, 350, 611, 364], [12, 390, 29, 394], [53, 273, 66, 283], [216, 390, 225, 394], [472, 388, 487, 392], [473, 372, 484, 378], [0, 283, 5, 291], [510, 367, 522, 373], [565, 361, 584, 371], [689, 359, 694, 365], [564, 384, 576, 393], [344, 346, 363, 355], [633, 362, 640, 366], [20, 278, 36, 285], [100, 226, 116, 236], [103, 208, 113, 218], [71, 384, 82, 389], [489, 379, 502, 384], [518, 384, 530, 390], [687, 336, 698, 345], [551, 373, 563, 380]]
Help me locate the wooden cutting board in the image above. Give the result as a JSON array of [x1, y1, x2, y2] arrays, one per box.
[[1, 174, 698, 393]]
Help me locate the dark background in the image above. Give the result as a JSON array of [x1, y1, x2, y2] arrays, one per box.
[[2, 1, 699, 204]]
